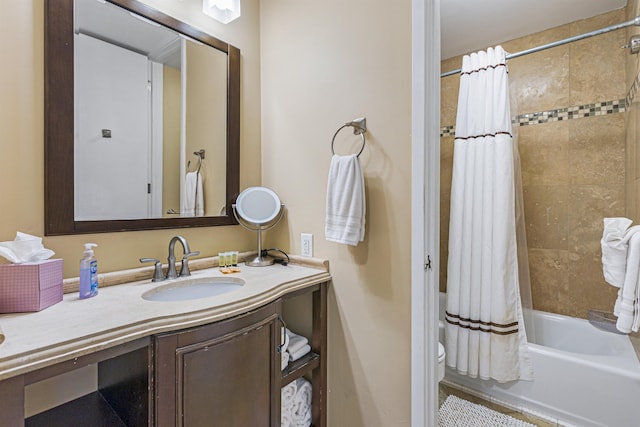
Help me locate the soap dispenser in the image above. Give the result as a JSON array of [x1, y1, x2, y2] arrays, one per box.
[[79, 243, 98, 299]]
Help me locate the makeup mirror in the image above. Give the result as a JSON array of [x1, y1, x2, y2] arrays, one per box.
[[233, 187, 285, 266]]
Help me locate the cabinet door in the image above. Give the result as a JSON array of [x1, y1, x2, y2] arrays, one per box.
[[154, 303, 280, 427]]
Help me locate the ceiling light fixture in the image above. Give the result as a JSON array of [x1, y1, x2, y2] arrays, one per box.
[[202, 0, 241, 24]]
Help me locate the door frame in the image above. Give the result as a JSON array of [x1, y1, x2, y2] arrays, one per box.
[[411, 0, 440, 426]]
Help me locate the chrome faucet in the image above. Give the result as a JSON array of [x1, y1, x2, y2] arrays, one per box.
[[140, 235, 200, 281], [166, 235, 200, 280], [139, 257, 165, 282]]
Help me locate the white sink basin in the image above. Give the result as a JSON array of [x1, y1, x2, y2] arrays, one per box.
[[142, 277, 245, 302]]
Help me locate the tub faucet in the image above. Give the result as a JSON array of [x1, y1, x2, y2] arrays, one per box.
[[166, 235, 200, 279]]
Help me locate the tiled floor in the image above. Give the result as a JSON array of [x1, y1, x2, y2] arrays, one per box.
[[439, 383, 557, 427]]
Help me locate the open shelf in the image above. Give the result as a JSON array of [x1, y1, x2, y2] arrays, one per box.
[[281, 351, 320, 386], [24, 342, 149, 427], [25, 391, 126, 427]]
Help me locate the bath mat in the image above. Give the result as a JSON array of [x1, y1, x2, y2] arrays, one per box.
[[439, 395, 536, 427]]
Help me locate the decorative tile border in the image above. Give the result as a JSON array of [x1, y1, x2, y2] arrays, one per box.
[[441, 125, 455, 138], [516, 99, 626, 126], [440, 99, 626, 137], [441, 65, 640, 137]]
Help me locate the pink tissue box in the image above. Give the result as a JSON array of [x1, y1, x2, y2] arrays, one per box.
[[0, 259, 63, 313]]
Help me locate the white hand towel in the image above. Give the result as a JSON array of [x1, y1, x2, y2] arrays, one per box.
[[615, 232, 640, 333], [180, 172, 204, 217], [635, 276, 640, 332], [286, 328, 309, 354], [602, 217, 633, 287], [325, 154, 366, 246], [291, 378, 312, 427], [288, 344, 311, 362], [281, 327, 290, 353]]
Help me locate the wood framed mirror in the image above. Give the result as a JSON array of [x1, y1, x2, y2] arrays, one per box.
[[44, 0, 240, 235]]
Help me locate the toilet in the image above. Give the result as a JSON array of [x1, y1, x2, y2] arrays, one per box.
[[438, 293, 446, 382], [438, 342, 445, 382]]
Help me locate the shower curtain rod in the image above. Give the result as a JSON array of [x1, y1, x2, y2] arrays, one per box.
[[441, 16, 640, 78]]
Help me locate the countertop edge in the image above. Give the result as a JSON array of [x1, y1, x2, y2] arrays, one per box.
[[0, 270, 331, 381]]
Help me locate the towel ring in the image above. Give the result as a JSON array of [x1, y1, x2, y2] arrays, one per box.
[[331, 118, 367, 157]]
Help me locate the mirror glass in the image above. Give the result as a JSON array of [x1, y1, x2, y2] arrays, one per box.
[[44, 0, 240, 235], [235, 187, 282, 225], [74, 0, 228, 221]]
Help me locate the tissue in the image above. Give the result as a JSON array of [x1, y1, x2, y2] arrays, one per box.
[[0, 232, 55, 264]]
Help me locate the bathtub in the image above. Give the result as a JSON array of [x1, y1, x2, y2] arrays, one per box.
[[439, 293, 640, 427]]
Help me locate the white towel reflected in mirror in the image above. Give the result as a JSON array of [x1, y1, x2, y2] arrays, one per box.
[[181, 172, 204, 217]]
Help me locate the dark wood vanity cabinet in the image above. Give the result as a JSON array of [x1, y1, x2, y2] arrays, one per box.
[[154, 281, 328, 427], [0, 281, 327, 427], [154, 302, 281, 427]]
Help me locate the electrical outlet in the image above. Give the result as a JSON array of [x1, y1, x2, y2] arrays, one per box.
[[301, 233, 313, 257]]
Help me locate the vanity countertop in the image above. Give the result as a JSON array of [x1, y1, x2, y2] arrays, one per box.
[[0, 260, 330, 381]]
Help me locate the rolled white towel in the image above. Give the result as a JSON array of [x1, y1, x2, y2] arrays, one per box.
[[282, 381, 297, 408], [281, 408, 294, 427], [292, 377, 312, 427], [601, 217, 633, 287], [281, 350, 290, 371], [281, 380, 297, 427], [286, 328, 309, 354], [289, 344, 311, 362]]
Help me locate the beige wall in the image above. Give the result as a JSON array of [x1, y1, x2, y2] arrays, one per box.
[[261, 0, 412, 425], [440, 10, 627, 318], [162, 65, 181, 215], [185, 42, 227, 215], [0, 0, 262, 278]]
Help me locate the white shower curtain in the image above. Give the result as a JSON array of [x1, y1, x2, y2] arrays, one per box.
[[445, 46, 533, 382]]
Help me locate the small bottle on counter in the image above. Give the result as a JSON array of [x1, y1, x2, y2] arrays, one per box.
[[79, 243, 99, 299]]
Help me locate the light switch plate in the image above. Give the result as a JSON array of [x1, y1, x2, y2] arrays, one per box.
[[301, 233, 313, 257]]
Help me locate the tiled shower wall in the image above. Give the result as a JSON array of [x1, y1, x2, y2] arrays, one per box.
[[440, 9, 628, 319]]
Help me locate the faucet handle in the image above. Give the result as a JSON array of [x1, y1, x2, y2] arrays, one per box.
[[140, 258, 165, 282], [179, 251, 200, 277]]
